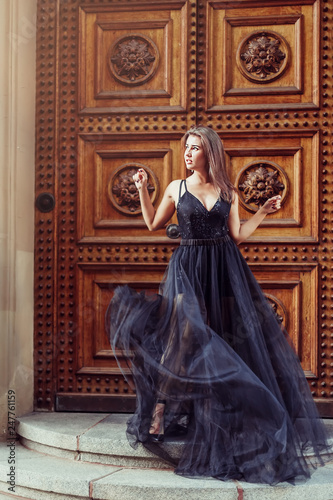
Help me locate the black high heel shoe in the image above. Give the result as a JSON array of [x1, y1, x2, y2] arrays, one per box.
[[149, 399, 166, 442]]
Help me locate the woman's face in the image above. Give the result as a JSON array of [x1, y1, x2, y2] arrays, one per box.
[[184, 135, 207, 172]]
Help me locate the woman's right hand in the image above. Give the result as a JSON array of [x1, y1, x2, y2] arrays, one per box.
[[133, 168, 148, 190]]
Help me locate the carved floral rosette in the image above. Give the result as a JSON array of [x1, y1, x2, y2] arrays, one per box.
[[236, 160, 288, 213], [108, 163, 158, 216], [108, 34, 159, 86], [236, 30, 290, 84]]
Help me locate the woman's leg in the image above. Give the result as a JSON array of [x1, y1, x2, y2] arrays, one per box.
[[149, 399, 166, 440]]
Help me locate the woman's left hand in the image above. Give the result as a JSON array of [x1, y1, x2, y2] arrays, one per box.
[[261, 195, 282, 214]]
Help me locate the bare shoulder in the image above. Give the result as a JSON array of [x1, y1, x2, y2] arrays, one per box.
[[165, 179, 183, 201]]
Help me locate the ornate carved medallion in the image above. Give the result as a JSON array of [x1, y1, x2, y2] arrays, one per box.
[[108, 163, 158, 215], [236, 161, 288, 213], [265, 294, 287, 327], [109, 34, 159, 86], [236, 30, 289, 83]]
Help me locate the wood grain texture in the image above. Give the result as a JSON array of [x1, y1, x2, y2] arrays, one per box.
[[34, 0, 333, 416]]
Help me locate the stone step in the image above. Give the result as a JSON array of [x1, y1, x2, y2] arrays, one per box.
[[1, 442, 333, 500], [6, 412, 333, 500], [16, 412, 181, 468], [16, 413, 333, 468], [0, 493, 31, 500]]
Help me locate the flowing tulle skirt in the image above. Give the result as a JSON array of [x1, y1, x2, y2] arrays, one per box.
[[106, 235, 331, 484]]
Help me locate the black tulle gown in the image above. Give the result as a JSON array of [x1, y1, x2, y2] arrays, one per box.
[[106, 180, 331, 485]]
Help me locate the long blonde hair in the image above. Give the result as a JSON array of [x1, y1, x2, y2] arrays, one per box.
[[183, 126, 235, 203]]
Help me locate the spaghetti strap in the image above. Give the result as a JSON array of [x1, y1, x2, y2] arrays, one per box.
[[179, 179, 186, 197], [177, 180, 186, 206], [178, 180, 183, 199]]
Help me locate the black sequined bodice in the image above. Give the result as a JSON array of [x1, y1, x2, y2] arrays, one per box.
[[177, 180, 231, 240]]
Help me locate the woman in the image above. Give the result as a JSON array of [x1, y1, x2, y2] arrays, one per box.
[[106, 126, 331, 485]]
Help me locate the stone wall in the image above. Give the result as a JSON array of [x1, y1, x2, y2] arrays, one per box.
[[0, 0, 36, 440]]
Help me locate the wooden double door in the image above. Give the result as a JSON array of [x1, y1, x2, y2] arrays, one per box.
[[34, 0, 333, 416]]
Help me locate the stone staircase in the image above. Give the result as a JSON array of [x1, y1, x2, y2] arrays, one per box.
[[0, 412, 332, 500]]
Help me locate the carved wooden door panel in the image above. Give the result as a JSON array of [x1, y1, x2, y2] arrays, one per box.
[[34, 0, 333, 416]]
